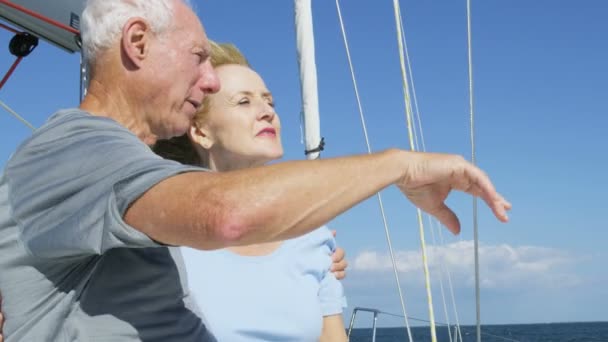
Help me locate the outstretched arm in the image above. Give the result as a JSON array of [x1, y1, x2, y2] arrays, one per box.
[[125, 149, 510, 250]]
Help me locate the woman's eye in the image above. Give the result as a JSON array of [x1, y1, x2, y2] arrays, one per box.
[[238, 98, 250, 105]]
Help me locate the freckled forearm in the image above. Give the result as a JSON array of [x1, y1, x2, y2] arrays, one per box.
[[222, 149, 410, 245], [127, 149, 412, 249]]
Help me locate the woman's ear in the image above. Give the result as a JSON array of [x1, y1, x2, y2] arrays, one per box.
[[188, 125, 214, 150]]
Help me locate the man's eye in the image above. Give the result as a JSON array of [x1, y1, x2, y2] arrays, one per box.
[[194, 51, 208, 64]]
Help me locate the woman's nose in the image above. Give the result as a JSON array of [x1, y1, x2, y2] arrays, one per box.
[[258, 104, 276, 122]]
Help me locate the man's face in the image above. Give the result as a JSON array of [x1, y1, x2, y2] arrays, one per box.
[[145, 1, 220, 140]]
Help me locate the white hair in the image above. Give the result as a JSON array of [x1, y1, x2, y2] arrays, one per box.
[[81, 0, 192, 64]]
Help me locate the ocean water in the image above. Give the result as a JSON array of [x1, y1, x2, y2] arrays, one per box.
[[348, 321, 608, 341]]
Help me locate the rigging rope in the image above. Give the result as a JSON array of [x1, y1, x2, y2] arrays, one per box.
[[427, 217, 453, 342], [334, 1, 414, 341], [0, 98, 35, 130], [0, 57, 22, 90], [437, 227, 464, 342], [465, 0, 482, 341], [393, 6, 465, 340], [1, 31, 38, 91], [391, 1, 437, 341]]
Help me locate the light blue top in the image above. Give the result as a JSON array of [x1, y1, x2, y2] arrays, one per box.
[[0, 109, 215, 341], [191, 226, 347, 342]]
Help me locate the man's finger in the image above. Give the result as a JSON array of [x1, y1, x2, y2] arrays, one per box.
[[432, 203, 460, 235], [333, 271, 346, 280], [476, 185, 510, 223], [464, 167, 511, 223], [491, 198, 510, 223], [464, 166, 497, 197]]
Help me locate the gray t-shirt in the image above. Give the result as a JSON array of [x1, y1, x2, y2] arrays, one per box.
[[0, 109, 216, 341]]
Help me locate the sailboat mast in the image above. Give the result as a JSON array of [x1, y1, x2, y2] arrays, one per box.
[[294, 0, 323, 160]]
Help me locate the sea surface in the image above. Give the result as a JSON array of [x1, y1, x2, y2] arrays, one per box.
[[348, 321, 608, 341]]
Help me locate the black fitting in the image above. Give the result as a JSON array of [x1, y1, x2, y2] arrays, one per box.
[[9, 32, 39, 57], [304, 137, 326, 155]]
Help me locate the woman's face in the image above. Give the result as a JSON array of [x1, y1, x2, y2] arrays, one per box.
[[193, 64, 283, 170]]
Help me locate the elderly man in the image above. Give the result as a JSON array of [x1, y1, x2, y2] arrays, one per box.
[[0, 0, 510, 340]]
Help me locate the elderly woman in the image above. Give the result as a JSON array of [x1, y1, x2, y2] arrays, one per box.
[[154, 42, 348, 341]]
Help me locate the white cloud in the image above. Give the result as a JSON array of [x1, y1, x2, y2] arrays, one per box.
[[351, 241, 583, 289]]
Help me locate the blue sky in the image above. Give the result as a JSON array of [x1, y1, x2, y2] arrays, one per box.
[[1, 0, 607, 328]]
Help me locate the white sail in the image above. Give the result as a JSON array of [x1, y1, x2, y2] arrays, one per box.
[[294, 0, 322, 160]]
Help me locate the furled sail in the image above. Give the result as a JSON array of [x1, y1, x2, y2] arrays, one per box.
[[294, 0, 323, 160]]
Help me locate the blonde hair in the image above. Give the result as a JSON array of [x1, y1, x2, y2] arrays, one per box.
[[153, 41, 250, 166], [193, 41, 250, 126]]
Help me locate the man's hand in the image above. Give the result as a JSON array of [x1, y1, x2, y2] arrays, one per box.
[[330, 230, 347, 280], [398, 152, 511, 234]]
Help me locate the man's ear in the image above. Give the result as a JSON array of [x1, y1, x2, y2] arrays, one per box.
[[188, 124, 214, 150], [121, 17, 151, 68]]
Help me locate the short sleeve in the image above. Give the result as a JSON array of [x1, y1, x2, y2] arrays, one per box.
[[6, 110, 204, 259], [319, 269, 347, 316], [316, 227, 348, 316]]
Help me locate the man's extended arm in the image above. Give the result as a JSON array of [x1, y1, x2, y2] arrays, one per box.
[[125, 149, 510, 250]]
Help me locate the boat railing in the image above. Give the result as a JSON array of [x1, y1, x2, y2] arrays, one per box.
[[348, 307, 451, 341], [346, 306, 521, 342]]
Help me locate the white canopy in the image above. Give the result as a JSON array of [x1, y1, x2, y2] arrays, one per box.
[[0, 0, 84, 52]]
